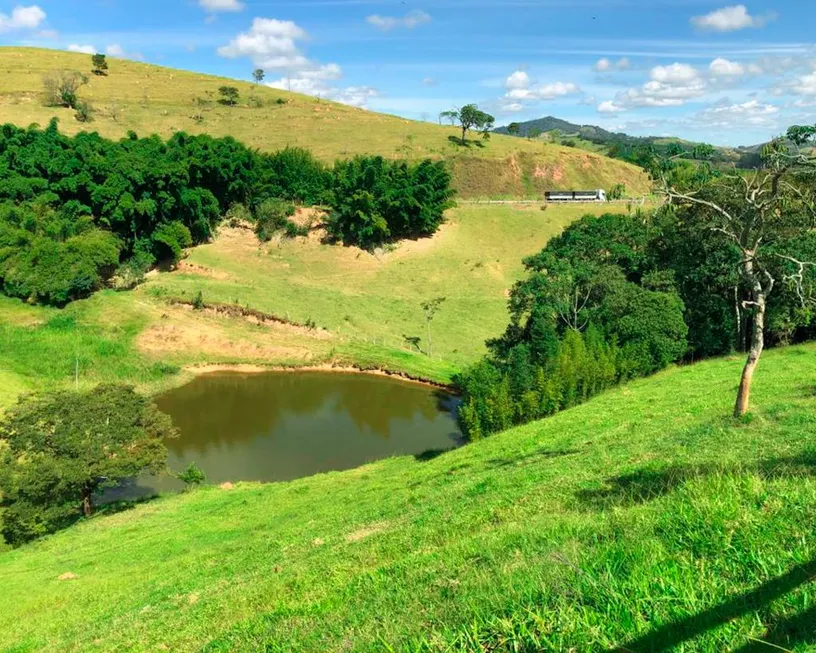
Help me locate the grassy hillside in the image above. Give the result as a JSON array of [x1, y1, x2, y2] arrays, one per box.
[[0, 47, 650, 198], [0, 203, 620, 410], [1, 344, 814, 651]]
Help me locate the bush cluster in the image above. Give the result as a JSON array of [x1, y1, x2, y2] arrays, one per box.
[[326, 156, 455, 248], [456, 210, 816, 440], [0, 122, 455, 305]]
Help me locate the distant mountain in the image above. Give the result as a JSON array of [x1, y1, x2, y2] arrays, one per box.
[[495, 116, 741, 165]]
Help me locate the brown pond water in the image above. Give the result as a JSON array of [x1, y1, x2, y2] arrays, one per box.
[[108, 372, 461, 499]]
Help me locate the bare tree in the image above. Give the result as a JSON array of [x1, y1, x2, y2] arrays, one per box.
[[658, 126, 816, 416], [42, 70, 88, 109], [421, 297, 446, 358]]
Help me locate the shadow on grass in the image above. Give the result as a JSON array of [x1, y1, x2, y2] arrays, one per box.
[[485, 448, 581, 469], [615, 558, 816, 652], [577, 452, 816, 510], [447, 135, 485, 148]]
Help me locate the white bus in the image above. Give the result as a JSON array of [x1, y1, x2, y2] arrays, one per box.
[[545, 189, 607, 202]]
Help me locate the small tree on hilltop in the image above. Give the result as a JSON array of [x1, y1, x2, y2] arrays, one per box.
[[507, 122, 521, 136], [445, 104, 495, 145], [218, 86, 240, 107], [527, 127, 543, 141], [421, 297, 446, 357], [252, 68, 265, 84], [0, 385, 178, 546], [91, 53, 108, 76], [656, 125, 816, 417]]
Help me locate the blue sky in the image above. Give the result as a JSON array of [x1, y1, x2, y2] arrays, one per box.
[[2, 0, 816, 145]]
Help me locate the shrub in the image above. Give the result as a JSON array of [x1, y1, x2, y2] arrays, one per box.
[[176, 462, 206, 488], [254, 198, 297, 241], [151, 221, 193, 264], [42, 70, 88, 109], [74, 100, 94, 123], [608, 183, 626, 200]]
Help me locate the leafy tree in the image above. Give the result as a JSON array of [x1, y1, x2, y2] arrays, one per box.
[[507, 122, 521, 136], [91, 53, 108, 76], [657, 126, 816, 416], [42, 70, 88, 109], [608, 183, 626, 200], [443, 104, 495, 144], [549, 128, 562, 143], [439, 110, 458, 126], [218, 86, 240, 106], [527, 128, 543, 141], [0, 385, 177, 546], [252, 69, 265, 84], [421, 297, 446, 357]]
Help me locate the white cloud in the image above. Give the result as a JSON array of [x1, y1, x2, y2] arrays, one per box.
[[498, 69, 580, 112], [504, 70, 530, 90], [695, 99, 780, 128], [221, 18, 375, 107], [0, 5, 46, 32], [791, 72, 816, 96], [199, 0, 244, 12], [578, 96, 597, 106], [68, 44, 96, 55], [598, 100, 625, 113], [218, 18, 309, 71], [500, 102, 525, 113], [691, 5, 775, 32], [650, 63, 700, 84], [709, 57, 745, 77], [422, 77, 438, 87], [366, 10, 431, 31], [594, 57, 630, 72], [106, 44, 125, 57]]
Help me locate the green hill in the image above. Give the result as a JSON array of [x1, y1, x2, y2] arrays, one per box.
[[0, 47, 650, 198], [0, 203, 623, 411], [495, 115, 741, 164], [1, 344, 814, 651]]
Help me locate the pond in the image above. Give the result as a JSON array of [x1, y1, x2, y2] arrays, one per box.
[[109, 371, 461, 499]]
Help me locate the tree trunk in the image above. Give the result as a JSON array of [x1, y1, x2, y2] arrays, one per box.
[[426, 319, 433, 358], [734, 292, 765, 417], [82, 489, 93, 517], [461, 125, 467, 145]]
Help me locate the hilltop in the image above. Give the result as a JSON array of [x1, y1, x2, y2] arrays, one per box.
[[0, 47, 650, 198], [1, 343, 814, 651]]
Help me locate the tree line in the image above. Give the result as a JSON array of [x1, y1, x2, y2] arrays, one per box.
[[0, 120, 454, 305], [456, 126, 816, 439]]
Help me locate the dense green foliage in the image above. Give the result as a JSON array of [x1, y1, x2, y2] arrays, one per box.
[[0, 385, 177, 546], [0, 122, 454, 304], [327, 156, 455, 248], [457, 205, 816, 439]]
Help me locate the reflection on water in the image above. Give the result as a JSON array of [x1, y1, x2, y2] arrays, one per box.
[[110, 372, 461, 499]]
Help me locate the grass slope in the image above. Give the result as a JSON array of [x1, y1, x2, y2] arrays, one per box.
[[0, 204, 614, 409], [1, 345, 814, 651], [0, 47, 650, 198]]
